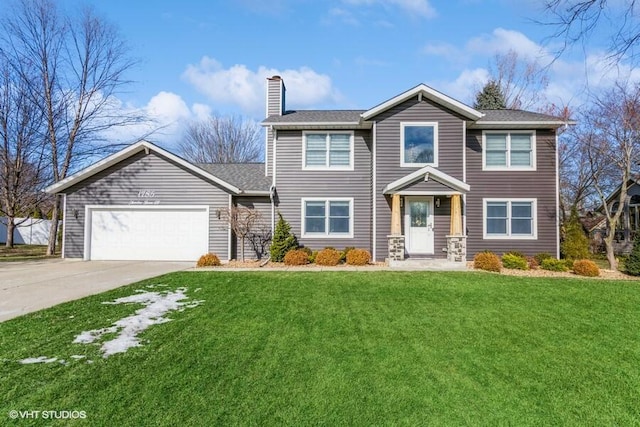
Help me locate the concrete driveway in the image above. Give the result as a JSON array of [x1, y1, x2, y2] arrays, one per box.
[[0, 259, 193, 323]]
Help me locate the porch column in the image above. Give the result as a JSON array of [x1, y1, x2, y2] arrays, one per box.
[[391, 194, 401, 235], [450, 193, 462, 235], [388, 193, 405, 262], [446, 193, 466, 263]]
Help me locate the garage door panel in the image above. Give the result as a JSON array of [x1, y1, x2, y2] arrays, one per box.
[[89, 207, 209, 261]]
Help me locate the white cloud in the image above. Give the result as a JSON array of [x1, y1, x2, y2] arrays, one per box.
[[465, 28, 549, 62], [182, 58, 342, 115], [434, 68, 490, 105]]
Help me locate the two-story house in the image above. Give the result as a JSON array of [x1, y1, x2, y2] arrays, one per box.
[[46, 76, 568, 263]]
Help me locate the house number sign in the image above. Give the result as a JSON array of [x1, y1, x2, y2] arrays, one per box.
[[137, 190, 156, 198], [129, 189, 160, 205]]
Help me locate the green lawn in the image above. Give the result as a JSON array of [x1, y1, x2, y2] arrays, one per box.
[[1, 271, 639, 426]]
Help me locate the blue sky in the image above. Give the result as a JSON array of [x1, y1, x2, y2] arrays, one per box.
[[56, 0, 638, 147]]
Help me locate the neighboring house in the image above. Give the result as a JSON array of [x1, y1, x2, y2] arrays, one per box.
[[595, 178, 640, 254], [45, 76, 569, 263]]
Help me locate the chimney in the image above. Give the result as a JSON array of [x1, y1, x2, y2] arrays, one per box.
[[266, 75, 286, 117]]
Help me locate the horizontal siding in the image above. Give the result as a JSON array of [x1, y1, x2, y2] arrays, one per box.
[[465, 129, 558, 257], [63, 151, 231, 260], [375, 97, 465, 260], [233, 196, 272, 260], [274, 129, 372, 252]]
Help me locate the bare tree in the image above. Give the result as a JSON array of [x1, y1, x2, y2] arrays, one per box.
[[179, 114, 262, 164], [217, 206, 267, 261], [488, 49, 550, 110], [1, 0, 144, 255], [0, 52, 50, 247], [582, 81, 640, 269], [541, 1, 640, 64]]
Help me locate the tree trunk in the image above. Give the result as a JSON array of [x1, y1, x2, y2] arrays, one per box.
[[604, 233, 618, 270], [46, 196, 60, 256], [5, 218, 15, 249], [240, 236, 245, 262]]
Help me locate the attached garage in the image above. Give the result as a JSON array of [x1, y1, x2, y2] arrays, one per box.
[[45, 141, 273, 262], [86, 206, 209, 261]]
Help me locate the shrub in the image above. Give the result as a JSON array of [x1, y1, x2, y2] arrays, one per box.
[[283, 249, 310, 266], [341, 246, 356, 263], [309, 251, 318, 264], [526, 256, 539, 270], [504, 250, 526, 259], [573, 259, 600, 277], [270, 212, 298, 262], [315, 248, 342, 266], [561, 207, 590, 261], [473, 251, 501, 272], [540, 258, 569, 272], [346, 248, 371, 266], [299, 246, 313, 262], [196, 253, 221, 267], [625, 235, 640, 276], [501, 253, 529, 270], [534, 252, 553, 265]]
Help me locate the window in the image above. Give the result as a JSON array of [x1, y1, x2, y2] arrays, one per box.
[[401, 122, 438, 167], [302, 198, 353, 238], [303, 132, 353, 169], [483, 131, 535, 170], [484, 199, 536, 239]]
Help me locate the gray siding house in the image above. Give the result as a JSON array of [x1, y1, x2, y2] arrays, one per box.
[[46, 76, 569, 263]]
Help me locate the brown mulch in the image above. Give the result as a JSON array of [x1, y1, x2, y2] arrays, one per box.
[[220, 259, 638, 280], [466, 262, 638, 280]]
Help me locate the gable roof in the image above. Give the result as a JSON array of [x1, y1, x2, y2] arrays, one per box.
[[197, 163, 272, 194], [383, 166, 470, 194], [362, 84, 484, 121], [470, 109, 575, 129], [44, 140, 245, 195]]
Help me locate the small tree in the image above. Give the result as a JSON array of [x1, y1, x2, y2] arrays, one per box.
[[626, 235, 640, 276], [561, 207, 590, 261], [217, 206, 265, 262], [270, 212, 298, 262], [473, 80, 506, 110]]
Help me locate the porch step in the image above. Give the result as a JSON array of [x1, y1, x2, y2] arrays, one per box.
[[389, 258, 467, 271]]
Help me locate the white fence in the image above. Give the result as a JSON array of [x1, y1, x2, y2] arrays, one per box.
[[0, 217, 53, 245]]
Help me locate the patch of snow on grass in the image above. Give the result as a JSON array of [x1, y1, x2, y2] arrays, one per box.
[[19, 356, 58, 364], [73, 286, 203, 358]]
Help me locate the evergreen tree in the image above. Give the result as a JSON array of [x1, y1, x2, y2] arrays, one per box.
[[474, 80, 507, 109], [560, 207, 590, 261], [270, 212, 298, 262], [625, 234, 640, 275]]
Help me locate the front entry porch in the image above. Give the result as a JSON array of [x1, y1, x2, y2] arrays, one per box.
[[383, 166, 468, 268]]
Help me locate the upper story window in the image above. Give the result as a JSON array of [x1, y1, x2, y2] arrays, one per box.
[[303, 132, 353, 170], [401, 122, 438, 167], [483, 131, 535, 170]]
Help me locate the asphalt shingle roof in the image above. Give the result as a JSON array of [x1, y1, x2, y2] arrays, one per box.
[[476, 109, 566, 122], [262, 108, 567, 126], [197, 163, 271, 193], [262, 110, 365, 124]]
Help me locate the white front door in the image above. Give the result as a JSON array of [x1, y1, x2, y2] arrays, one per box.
[[405, 197, 434, 255]]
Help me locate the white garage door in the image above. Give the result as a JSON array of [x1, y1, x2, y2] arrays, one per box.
[[87, 206, 209, 261]]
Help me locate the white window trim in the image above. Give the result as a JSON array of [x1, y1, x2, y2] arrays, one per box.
[[400, 122, 439, 168], [302, 131, 354, 171], [483, 198, 537, 240], [482, 130, 536, 171], [301, 197, 354, 239]]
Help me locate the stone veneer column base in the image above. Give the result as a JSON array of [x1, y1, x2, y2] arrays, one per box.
[[446, 235, 466, 263], [387, 235, 405, 261]]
